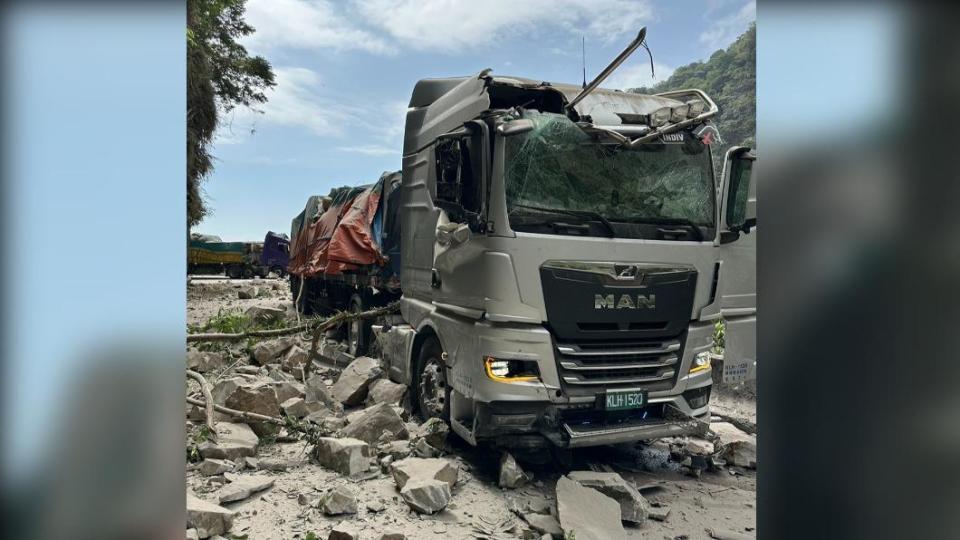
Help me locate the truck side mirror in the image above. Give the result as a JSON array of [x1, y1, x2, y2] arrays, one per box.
[[716, 146, 756, 244]]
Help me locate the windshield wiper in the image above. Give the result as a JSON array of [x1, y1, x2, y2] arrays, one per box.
[[511, 204, 616, 238], [620, 216, 705, 241]]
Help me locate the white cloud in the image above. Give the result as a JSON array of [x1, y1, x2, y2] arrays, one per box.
[[244, 0, 394, 54], [336, 144, 396, 156], [214, 67, 409, 147], [604, 61, 675, 91], [699, 0, 755, 51], [355, 0, 652, 52]]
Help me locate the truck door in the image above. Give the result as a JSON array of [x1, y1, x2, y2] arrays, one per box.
[[716, 146, 757, 383]]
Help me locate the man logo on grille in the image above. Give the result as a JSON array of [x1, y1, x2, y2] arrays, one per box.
[[594, 294, 656, 309]]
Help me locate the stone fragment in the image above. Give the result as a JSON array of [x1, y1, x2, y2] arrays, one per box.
[[186, 494, 234, 538], [366, 499, 386, 513], [366, 378, 407, 405], [328, 525, 360, 540], [251, 337, 296, 366], [524, 512, 563, 537], [244, 305, 285, 324], [684, 437, 716, 456], [280, 397, 323, 418], [377, 440, 411, 461], [218, 475, 274, 503], [566, 471, 649, 525], [319, 486, 358, 515], [281, 345, 310, 373], [305, 374, 340, 409], [377, 533, 406, 540], [198, 458, 234, 477], [412, 438, 440, 458], [390, 457, 458, 490], [556, 476, 626, 540], [499, 452, 530, 489], [186, 528, 200, 540], [399, 478, 451, 514], [711, 422, 757, 468], [198, 423, 258, 461], [418, 417, 449, 449], [237, 287, 258, 299], [187, 349, 227, 373], [271, 381, 305, 403], [313, 437, 373, 476], [220, 381, 281, 436], [340, 402, 408, 444], [330, 356, 382, 405]]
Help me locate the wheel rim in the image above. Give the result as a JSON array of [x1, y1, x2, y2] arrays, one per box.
[[419, 358, 446, 419]]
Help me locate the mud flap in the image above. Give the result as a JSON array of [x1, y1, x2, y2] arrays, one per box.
[[561, 405, 708, 448]]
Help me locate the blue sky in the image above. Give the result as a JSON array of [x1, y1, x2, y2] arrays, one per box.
[[197, 0, 756, 241]]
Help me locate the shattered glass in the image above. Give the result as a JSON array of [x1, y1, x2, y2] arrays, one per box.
[[504, 110, 715, 228]]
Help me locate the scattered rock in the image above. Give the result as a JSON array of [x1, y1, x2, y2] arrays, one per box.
[[271, 381, 305, 403], [706, 528, 755, 540], [329, 525, 361, 540], [198, 423, 259, 461], [648, 506, 671, 522], [366, 499, 386, 513], [237, 287, 258, 300], [330, 356, 383, 405], [400, 478, 451, 514], [198, 458, 234, 477], [305, 374, 340, 410], [711, 422, 757, 468], [340, 402, 408, 444], [186, 528, 200, 540], [319, 486, 358, 515], [412, 437, 441, 458], [187, 493, 234, 538], [499, 452, 530, 489], [524, 512, 563, 537], [367, 378, 407, 405], [257, 458, 289, 472], [390, 457, 458, 490], [314, 437, 373, 476], [684, 438, 716, 456], [556, 476, 626, 540], [218, 475, 275, 503], [251, 337, 296, 366], [220, 381, 281, 436], [244, 305, 285, 324], [377, 440, 411, 461], [418, 417, 449, 449], [377, 533, 405, 540], [280, 345, 310, 373], [280, 397, 324, 418], [566, 470, 649, 525], [187, 349, 227, 373]]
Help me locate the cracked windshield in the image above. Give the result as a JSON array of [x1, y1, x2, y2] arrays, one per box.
[[505, 111, 715, 237]]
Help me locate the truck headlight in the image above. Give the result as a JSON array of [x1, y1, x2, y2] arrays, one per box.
[[689, 351, 712, 374], [484, 356, 538, 383]]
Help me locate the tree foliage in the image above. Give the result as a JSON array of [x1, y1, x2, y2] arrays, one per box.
[[187, 0, 275, 228], [630, 24, 756, 165]]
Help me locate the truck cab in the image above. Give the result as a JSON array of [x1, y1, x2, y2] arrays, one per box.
[[377, 70, 756, 450]]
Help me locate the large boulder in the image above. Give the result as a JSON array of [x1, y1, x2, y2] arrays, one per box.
[[314, 437, 373, 476], [339, 402, 408, 444], [220, 381, 281, 436], [389, 457, 458, 490], [271, 381, 305, 403], [281, 397, 324, 418], [218, 475, 274, 503], [499, 452, 530, 489], [399, 478, 451, 514], [186, 349, 227, 373], [711, 422, 757, 468], [251, 337, 296, 366], [319, 486, 358, 515], [556, 476, 626, 540], [197, 458, 234, 477], [566, 471, 649, 525], [524, 512, 563, 537], [305, 374, 339, 410], [367, 378, 407, 406], [198, 423, 259, 461], [330, 356, 382, 405], [187, 494, 234, 538]]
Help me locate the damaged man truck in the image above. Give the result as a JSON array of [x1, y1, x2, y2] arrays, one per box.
[[288, 28, 756, 453]]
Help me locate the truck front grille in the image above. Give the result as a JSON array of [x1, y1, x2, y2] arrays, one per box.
[[554, 333, 685, 396]]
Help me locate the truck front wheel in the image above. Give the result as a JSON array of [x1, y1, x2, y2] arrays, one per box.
[[414, 336, 450, 421]]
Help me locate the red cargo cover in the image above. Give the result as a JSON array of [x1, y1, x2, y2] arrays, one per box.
[[325, 188, 383, 275]]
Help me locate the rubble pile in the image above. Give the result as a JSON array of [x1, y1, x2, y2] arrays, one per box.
[[185, 293, 757, 539]]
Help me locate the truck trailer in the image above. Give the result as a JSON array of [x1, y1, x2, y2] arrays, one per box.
[[188, 231, 290, 278], [289, 29, 756, 451]]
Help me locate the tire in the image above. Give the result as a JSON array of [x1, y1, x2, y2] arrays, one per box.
[[271, 265, 286, 278], [413, 336, 450, 421], [241, 266, 254, 279], [226, 265, 242, 279], [346, 293, 370, 356]]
